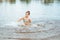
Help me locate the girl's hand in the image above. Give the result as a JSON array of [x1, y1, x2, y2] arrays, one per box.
[[16, 20, 19, 22], [17, 17, 24, 22]]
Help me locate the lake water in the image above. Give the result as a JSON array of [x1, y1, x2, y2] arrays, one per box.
[[0, 0, 60, 26], [0, 0, 60, 40]]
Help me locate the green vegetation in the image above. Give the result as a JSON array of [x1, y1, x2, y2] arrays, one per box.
[[9, 0, 16, 4], [41, 0, 54, 5], [20, 0, 31, 4], [0, 0, 2, 3]]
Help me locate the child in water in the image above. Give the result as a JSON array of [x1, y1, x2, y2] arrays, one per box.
[[17, 11, 31, 26]]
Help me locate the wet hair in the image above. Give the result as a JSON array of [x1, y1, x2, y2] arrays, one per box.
[[26, 11, 30, 15]]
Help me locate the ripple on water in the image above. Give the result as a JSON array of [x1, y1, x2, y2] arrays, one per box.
[[0, 21, 60, 39]]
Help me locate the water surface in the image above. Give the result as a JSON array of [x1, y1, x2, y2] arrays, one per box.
[[0, 0, 60, 40], [0, 0, 60, 26]]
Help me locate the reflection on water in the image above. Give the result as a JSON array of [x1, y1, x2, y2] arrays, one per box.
[[0, 0, 2, 3], [9, 0, 16, 4], [5, 0, 31, 4], [20, 0, 31, 4], [57, 0, 60, 3], [41, 0, 54, 5], [58, 0, 60, 2], [0, 0, 60, 4], [6, 0, 16, 4]]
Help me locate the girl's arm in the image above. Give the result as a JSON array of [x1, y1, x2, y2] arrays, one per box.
[[17, 17, 23, 22]]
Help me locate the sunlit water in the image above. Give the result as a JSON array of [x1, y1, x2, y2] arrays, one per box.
[[0, 0, 60, 40]]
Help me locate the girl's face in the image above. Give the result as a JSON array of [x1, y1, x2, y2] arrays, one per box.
[[25, 13, 29, 16]]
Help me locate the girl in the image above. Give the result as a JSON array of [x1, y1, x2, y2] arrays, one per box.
[[17, 11, 31, 26]]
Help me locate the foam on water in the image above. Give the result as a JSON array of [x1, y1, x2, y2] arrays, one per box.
[[3, 22, 20, 27], [0, 20, 60, 39], [2, 21, 56, 33]]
